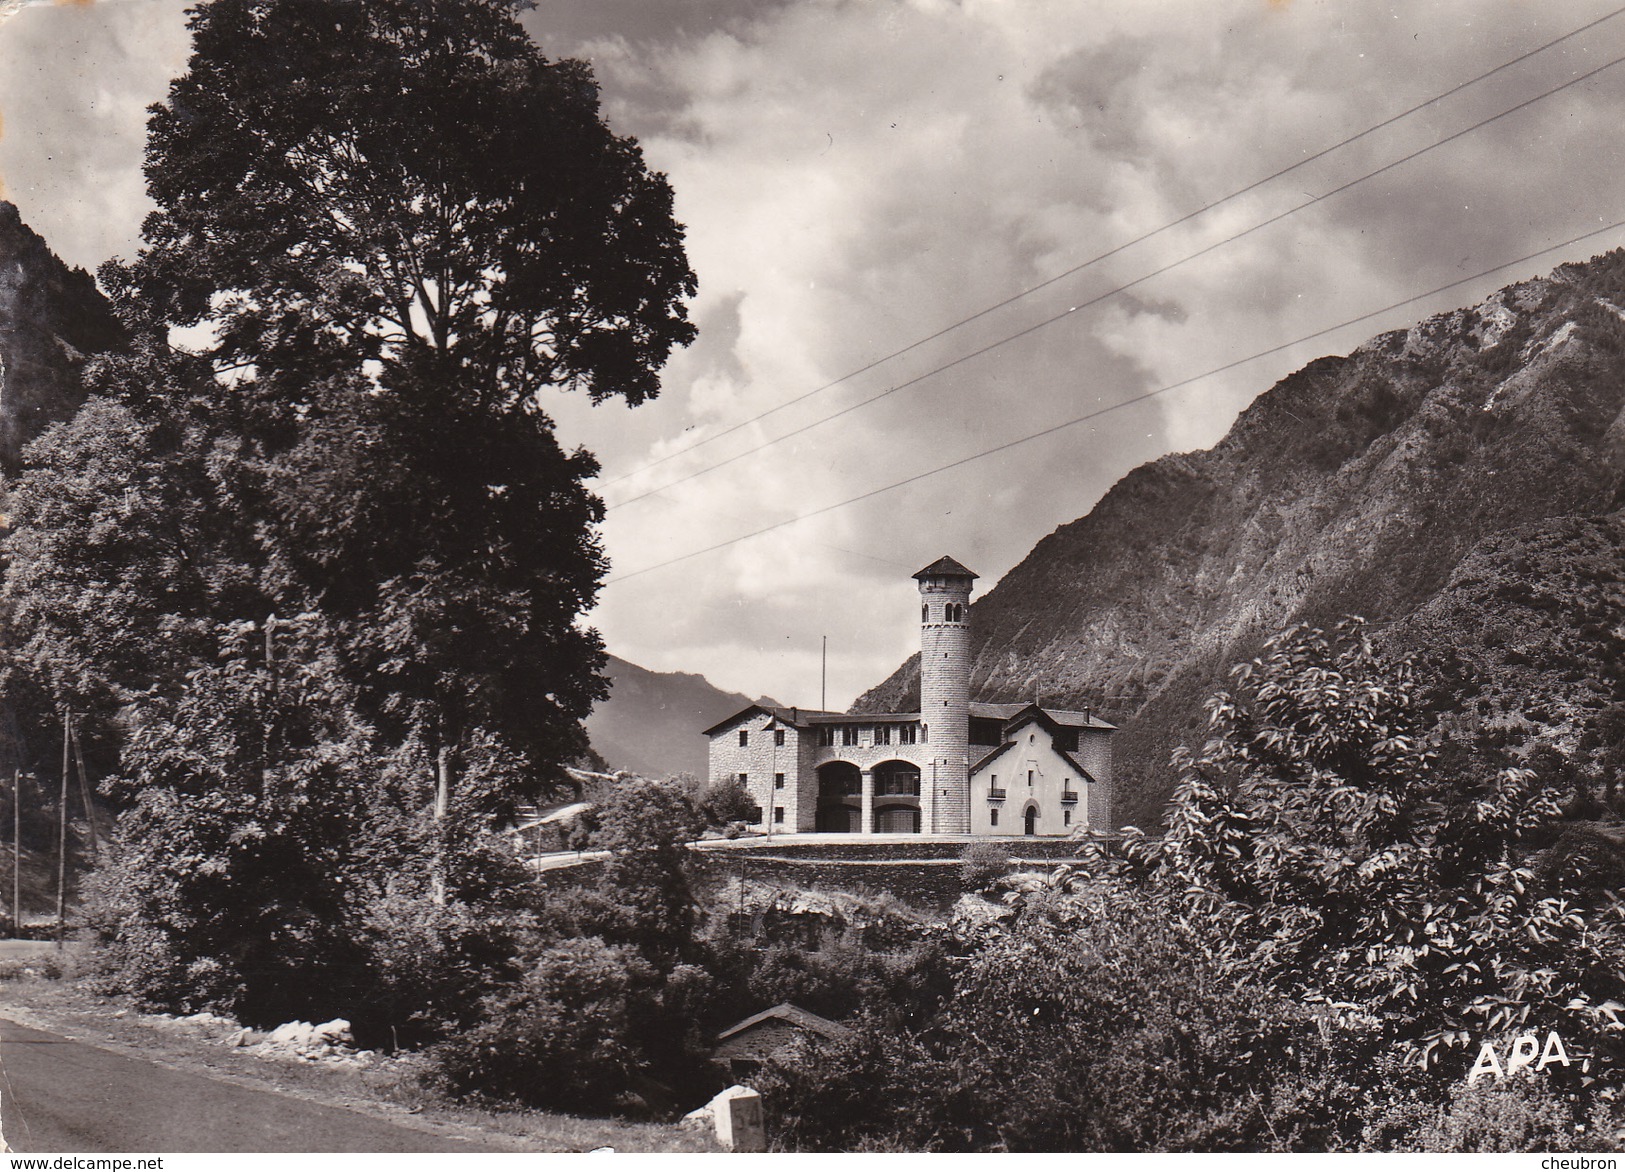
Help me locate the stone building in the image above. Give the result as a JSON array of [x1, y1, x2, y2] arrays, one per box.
[[703, 556, 1115, 836], [712, 1003, 853, 1082]]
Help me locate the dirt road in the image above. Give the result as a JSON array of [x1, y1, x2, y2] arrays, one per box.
[[0, 1016, 503, 1153]]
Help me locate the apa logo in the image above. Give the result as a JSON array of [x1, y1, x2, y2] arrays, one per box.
[[1467, 1031, 1572, 1084]]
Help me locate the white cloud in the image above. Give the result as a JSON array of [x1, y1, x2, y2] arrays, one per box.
[[13, 0, 1625, 705]]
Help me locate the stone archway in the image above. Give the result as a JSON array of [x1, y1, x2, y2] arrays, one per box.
[[816, 761, 861, 833]]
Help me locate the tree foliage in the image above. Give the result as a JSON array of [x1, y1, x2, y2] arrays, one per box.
[[2, 0, 694, 1025], [1090, 620, 1625, 1081], [757, 882, 1353, 1152]]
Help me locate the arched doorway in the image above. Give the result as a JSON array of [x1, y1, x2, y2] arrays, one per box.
[[1023, 805, 1038, 836], [872, 760, 921, 834], [816, 762, 861, 833]]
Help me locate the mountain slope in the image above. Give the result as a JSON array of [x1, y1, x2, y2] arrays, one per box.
[[0, 202, 123, 475], [854, 251, 1625, 829], [584, 654, 773, 780]]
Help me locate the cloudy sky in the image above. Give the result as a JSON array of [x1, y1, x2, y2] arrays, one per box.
[[4, 0, 1625, 709]]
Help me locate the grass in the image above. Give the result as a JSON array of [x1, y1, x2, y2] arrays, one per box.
[[0, 966, 719, 1153]]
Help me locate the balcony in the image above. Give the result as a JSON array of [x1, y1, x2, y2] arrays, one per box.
[[1060, 791, 1079, 803], [986, 788, 1007, 801]]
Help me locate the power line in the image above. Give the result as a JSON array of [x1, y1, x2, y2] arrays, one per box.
[[598, 5, 1625, 495], [606, 48, 1625, 512], [602, 216, 1625, 587]]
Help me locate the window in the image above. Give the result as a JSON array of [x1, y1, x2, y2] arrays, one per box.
[[747, 805, 764, 823], [738, 730, 749, 747], [774, 773, 785, 789], [921, 723, 929, 742], [922, 603, 929, 622], [738, 773, 749, 788], [1028, 770, 1034, 786], [899, 723, 917, 745], [875, 725, 891, 745], [990, 808, 999, 827], [1064, 809, 1071, 827], [818, 726, 835, 747], [774, 807, 785, 824], [842, 725, 859, 746], [774, 728, 786, 747], [991, 774, 997, 786]]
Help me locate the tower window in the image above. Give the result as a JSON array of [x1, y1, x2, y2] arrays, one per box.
[[739, 730, 749, 747], [922, 604, 929, 622], [1064, 809, 1072, 827], [1028, 770, 1034, 786], [990, 808, 999, 827], [739, 773, 749, 786], [922, 724, 929, 742], [774, 773, 785, 789], [774, 807, 785, 824], [774, 728, 786, 747]]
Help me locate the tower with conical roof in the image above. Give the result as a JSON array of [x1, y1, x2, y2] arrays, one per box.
[[915, 556, 976, 833]]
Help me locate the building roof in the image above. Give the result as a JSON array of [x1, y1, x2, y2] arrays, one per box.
[[704, 701, 1115, 737], [716, 1002, 853, 1044], [1060, 752, 1101, 786], [970, 741, 1018, 775], [912, 555, 978, 581], [970, 702, 1116, 730], [700, 704, 841, 736]]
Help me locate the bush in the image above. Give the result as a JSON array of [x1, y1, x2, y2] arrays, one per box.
[[959, 842, 1010, 891], [702, 780, 758, 828], [1368, 1076, 1618, 1153], [757, 881, 1355, 1151], [426, 936, 662, 1111]]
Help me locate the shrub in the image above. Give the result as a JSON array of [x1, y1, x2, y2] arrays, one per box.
[[702, 780, 758, 827], [1368, 1076, 1618, 1153], [959, 842, 1010, 891], [757, 882, 1354, 1151], [426, 936, 661, 1111]]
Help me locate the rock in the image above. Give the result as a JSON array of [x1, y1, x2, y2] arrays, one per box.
[[695, 1085, 766, 1152]]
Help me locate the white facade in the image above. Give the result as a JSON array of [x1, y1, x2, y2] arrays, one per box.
[[704, 557, 1115, 836]]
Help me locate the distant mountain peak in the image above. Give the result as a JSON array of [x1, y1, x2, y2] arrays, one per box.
[[855, 248, 1625, 828]]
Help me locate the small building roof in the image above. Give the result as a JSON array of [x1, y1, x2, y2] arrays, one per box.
[[716, 1002, 853, 1044], [969, 701, 1116, 730], [912, 555, 978, 581]]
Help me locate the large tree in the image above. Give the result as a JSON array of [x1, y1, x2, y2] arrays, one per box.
[[1, 0, 695, 1021], [114, 0, 697, 804]]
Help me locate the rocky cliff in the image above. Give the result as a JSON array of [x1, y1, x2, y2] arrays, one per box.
[[854, 251, 1625, 829], [0, 202, 123, 475]]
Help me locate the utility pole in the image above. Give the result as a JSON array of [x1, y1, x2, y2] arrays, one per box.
[[821, 636, 827, 713], [56, 714, 68, 950], [69, 717, 99, 863], [431, 736, 451, 906], [10, 769, 18, 940]]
